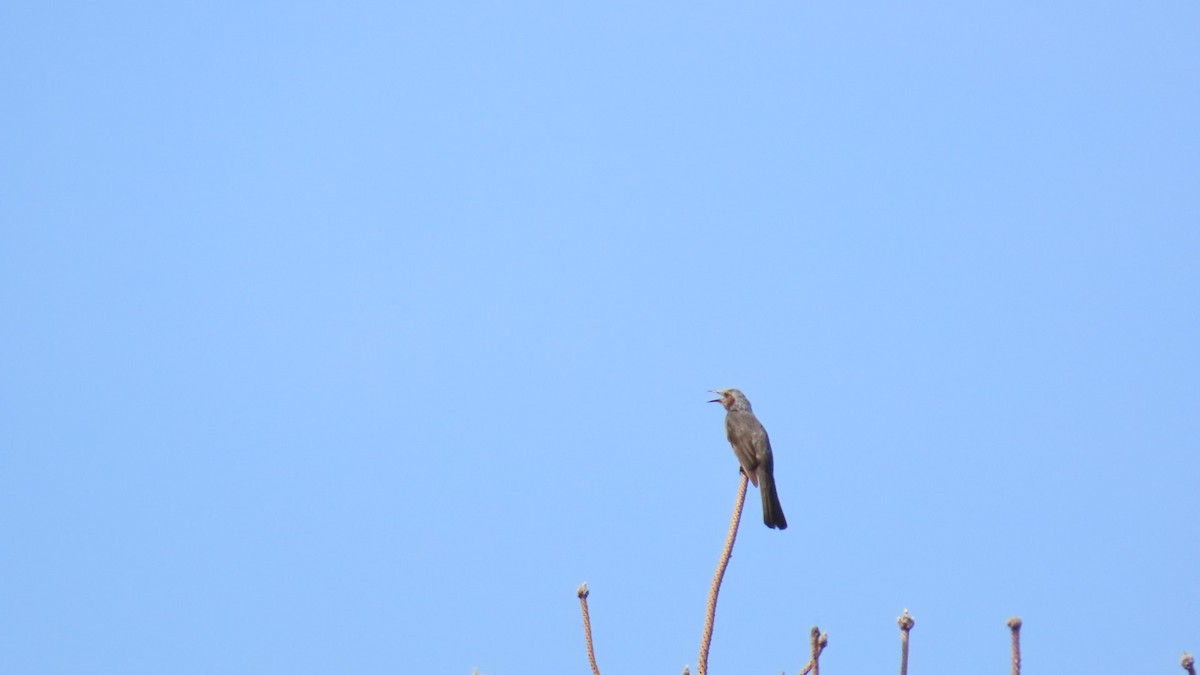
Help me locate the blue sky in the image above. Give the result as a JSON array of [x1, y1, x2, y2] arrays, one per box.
[[3, 2, 1198, 674]]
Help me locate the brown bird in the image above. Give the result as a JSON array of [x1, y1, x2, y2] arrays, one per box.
[[709, 388, 787, 530]]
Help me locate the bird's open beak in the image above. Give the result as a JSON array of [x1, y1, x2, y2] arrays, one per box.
[[708, 389, 724, 403]]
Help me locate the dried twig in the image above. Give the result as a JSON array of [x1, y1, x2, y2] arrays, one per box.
[[797, 631, 828, 675], [1007, 617, 1022, 675], [798, 626, 828, 675], [697, 472, 749, 675], [897, 609, 915, 675], [577, 582, 601, 675], [812, 626, 821, 675]]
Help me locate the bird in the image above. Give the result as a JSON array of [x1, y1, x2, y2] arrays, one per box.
[[709, 388, 787, 530]]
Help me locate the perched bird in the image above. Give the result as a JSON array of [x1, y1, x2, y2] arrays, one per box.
[[709, 388, 787, 530]]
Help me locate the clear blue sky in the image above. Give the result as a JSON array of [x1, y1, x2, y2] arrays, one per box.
[[3, 2, 1198, 674]]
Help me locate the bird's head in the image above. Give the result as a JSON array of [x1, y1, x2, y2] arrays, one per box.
[[708, 388, 751, 412]]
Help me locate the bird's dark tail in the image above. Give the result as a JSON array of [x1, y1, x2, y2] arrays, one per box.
[[759, 470, 787, 530]]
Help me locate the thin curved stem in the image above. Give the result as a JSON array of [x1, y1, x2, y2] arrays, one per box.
[[697, 473, 748, 675]]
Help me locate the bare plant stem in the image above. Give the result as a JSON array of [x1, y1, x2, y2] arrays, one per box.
[[1007, 617, 1022, 675], [697, 473, 748, 675], [810, 626, 822, 675], [577, 583, 601, 675], [798, 628, 828, 675], [897, 609, 914, 675]]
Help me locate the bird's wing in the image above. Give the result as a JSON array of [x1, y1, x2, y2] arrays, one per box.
[[751, 424, 774, 472], [727, 412, 765, 485]]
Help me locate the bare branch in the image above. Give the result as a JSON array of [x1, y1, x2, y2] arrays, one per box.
[[1006, 616, 1022, 675], [697, 473, 749, 675], [577, 582, 601, 675], [798, 628, 828, 675], [897, 609, 915, 675]]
